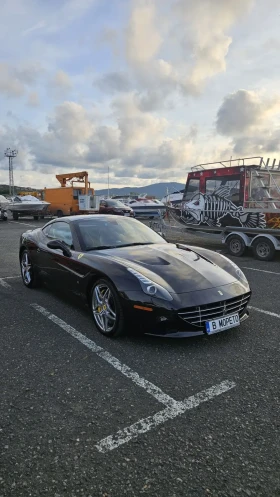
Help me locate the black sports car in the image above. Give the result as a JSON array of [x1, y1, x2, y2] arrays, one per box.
[[19, 215, 251, 338]]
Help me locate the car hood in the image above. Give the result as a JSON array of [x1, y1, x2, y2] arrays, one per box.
[[98, 243, 239, 294]]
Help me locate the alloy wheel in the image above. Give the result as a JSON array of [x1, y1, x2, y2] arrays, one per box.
[[21, 252, 32, 285], [92, 283, 117, 333]]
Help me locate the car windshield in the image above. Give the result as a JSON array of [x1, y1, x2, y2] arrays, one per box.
[[106, 200, 126, 207], [76, 217, 166, 250]]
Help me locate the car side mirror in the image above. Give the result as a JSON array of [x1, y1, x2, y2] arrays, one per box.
[[47, 239, 72, 257]]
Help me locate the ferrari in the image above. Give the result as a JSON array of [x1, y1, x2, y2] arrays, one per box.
[[19, 215, 251, 338]]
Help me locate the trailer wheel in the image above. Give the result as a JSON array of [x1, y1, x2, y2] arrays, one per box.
[[33, 215, 39, 220], [57, 210, 63, 218], [252, 237, 275, 261], [12, 212, 19, 220], [226, 234, 246, 257]]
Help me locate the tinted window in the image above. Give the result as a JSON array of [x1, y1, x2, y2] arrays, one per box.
[[206, 176, 240, 204], [47, 222, 73, 247], [107, 200, 126, 207], [76, 217, 166, 250], [42, 224, 56, 238], [183, 178, 200, 201]]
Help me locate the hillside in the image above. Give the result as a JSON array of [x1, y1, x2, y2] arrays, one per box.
[[0, 181, 185, 198], [95, 182, 185, 198]]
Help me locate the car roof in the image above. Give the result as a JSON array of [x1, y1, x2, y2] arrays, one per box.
[[47, 214, 135, 224]]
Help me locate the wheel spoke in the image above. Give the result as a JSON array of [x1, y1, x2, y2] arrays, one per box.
[[104, 314, 109, 332], [106, 303, 116, 319], [92, 283, 117, 333], [94, 286, 103, 304]]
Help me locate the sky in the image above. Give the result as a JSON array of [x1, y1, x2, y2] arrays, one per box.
[[0, 0, 280, 190]]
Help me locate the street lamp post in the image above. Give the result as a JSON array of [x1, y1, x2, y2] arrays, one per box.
[[4, 148, 18, 196], [107, 165, 110, 198]]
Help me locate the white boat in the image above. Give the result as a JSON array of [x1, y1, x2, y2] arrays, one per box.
[[8, 195, 50, 219], [161, 190, 184, 206], [0, 195, 9, 207], [126, 198, 165, 218]]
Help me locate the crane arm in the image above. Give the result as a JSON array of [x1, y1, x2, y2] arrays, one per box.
[[56, 171, 89, 193]]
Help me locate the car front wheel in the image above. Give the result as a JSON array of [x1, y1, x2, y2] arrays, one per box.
[[20, 250, 40, 288], [91, 278, 124, 337]]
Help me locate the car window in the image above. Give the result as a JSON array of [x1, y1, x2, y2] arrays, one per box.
[[76, 217, 166, 250], [42, 224, 56, 238], [49, 222, 73, 247]]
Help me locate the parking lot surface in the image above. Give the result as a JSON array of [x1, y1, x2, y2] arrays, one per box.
[[1, 218, 280, 497]]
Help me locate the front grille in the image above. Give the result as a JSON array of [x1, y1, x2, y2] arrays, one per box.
[[178, 292, 251, 327]]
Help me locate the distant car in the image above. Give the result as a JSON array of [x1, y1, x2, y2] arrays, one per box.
[[19, 215, 251, 338], [99, 199, 134, 217]]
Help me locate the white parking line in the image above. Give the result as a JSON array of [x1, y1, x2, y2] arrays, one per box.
[[0, 279, 11, 288], [10, 221, 40, 228], [96, 380, 235, 453], [31, 303, 236, 452], [241, 267, 280, 275], [248, 305, 280, 319], [1, 276, 21, 280], [31, 303, 179, 409]]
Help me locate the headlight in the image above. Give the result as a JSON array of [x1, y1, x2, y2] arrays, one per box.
[[127, 267, 173, 301], [231, 262, 247, 283]]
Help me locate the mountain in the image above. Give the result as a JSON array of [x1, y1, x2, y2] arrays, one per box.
[[95, 182, 185, 198], [0, 181, 185, 199], [0, 184, 40, 195]]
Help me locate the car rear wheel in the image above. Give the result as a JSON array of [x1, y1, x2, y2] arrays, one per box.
[[20, 250, 40, 288], [91, 278, 125, 337], [12, 212, 19, 220], [226, 234, 246, 257], [252, 237, 275, 261]]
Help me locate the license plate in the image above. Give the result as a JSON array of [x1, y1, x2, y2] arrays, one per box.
[[205, 312, 240, 335]]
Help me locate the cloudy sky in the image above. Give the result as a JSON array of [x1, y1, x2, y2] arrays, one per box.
[[0, 0, 279, 190]]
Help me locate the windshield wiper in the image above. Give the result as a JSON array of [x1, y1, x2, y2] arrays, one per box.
[[115, 242, 155, 248], [86, 245, 117, 251]]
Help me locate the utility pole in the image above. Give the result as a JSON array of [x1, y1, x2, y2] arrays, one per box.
[[4, 148, 18, 196], [107, 164, 110, 198]]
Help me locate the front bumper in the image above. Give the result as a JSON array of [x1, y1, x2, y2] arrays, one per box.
[[121, 282, 251, 338]]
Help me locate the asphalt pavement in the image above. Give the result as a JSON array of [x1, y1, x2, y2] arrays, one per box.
[[0, 218, 280, 497]]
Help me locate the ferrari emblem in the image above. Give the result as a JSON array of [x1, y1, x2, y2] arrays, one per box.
[[78, 253, 84, 260]]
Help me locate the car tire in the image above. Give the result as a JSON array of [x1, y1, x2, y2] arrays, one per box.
[[226, 234, 246, 257], [34, 215, 39, 220], [13, 212, 19, 220], [91, 278, 125, 337], [252, 237, 275, 261], [20, 249, 41, 288], [57, 210, 64, 217]]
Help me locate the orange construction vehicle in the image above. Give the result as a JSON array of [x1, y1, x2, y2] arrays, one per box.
[[42, 171, 95, 217]]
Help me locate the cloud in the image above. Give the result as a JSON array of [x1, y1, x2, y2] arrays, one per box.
[[95, 72, 131, 94], [0, 62, 43, 98], [126, 1, 162, 64], [50, 70, 72, 92], [27, 92, 40, 107], [119, 0, 254, 110], [0, 97, 198, 188], [216, 89, 280, 155]]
